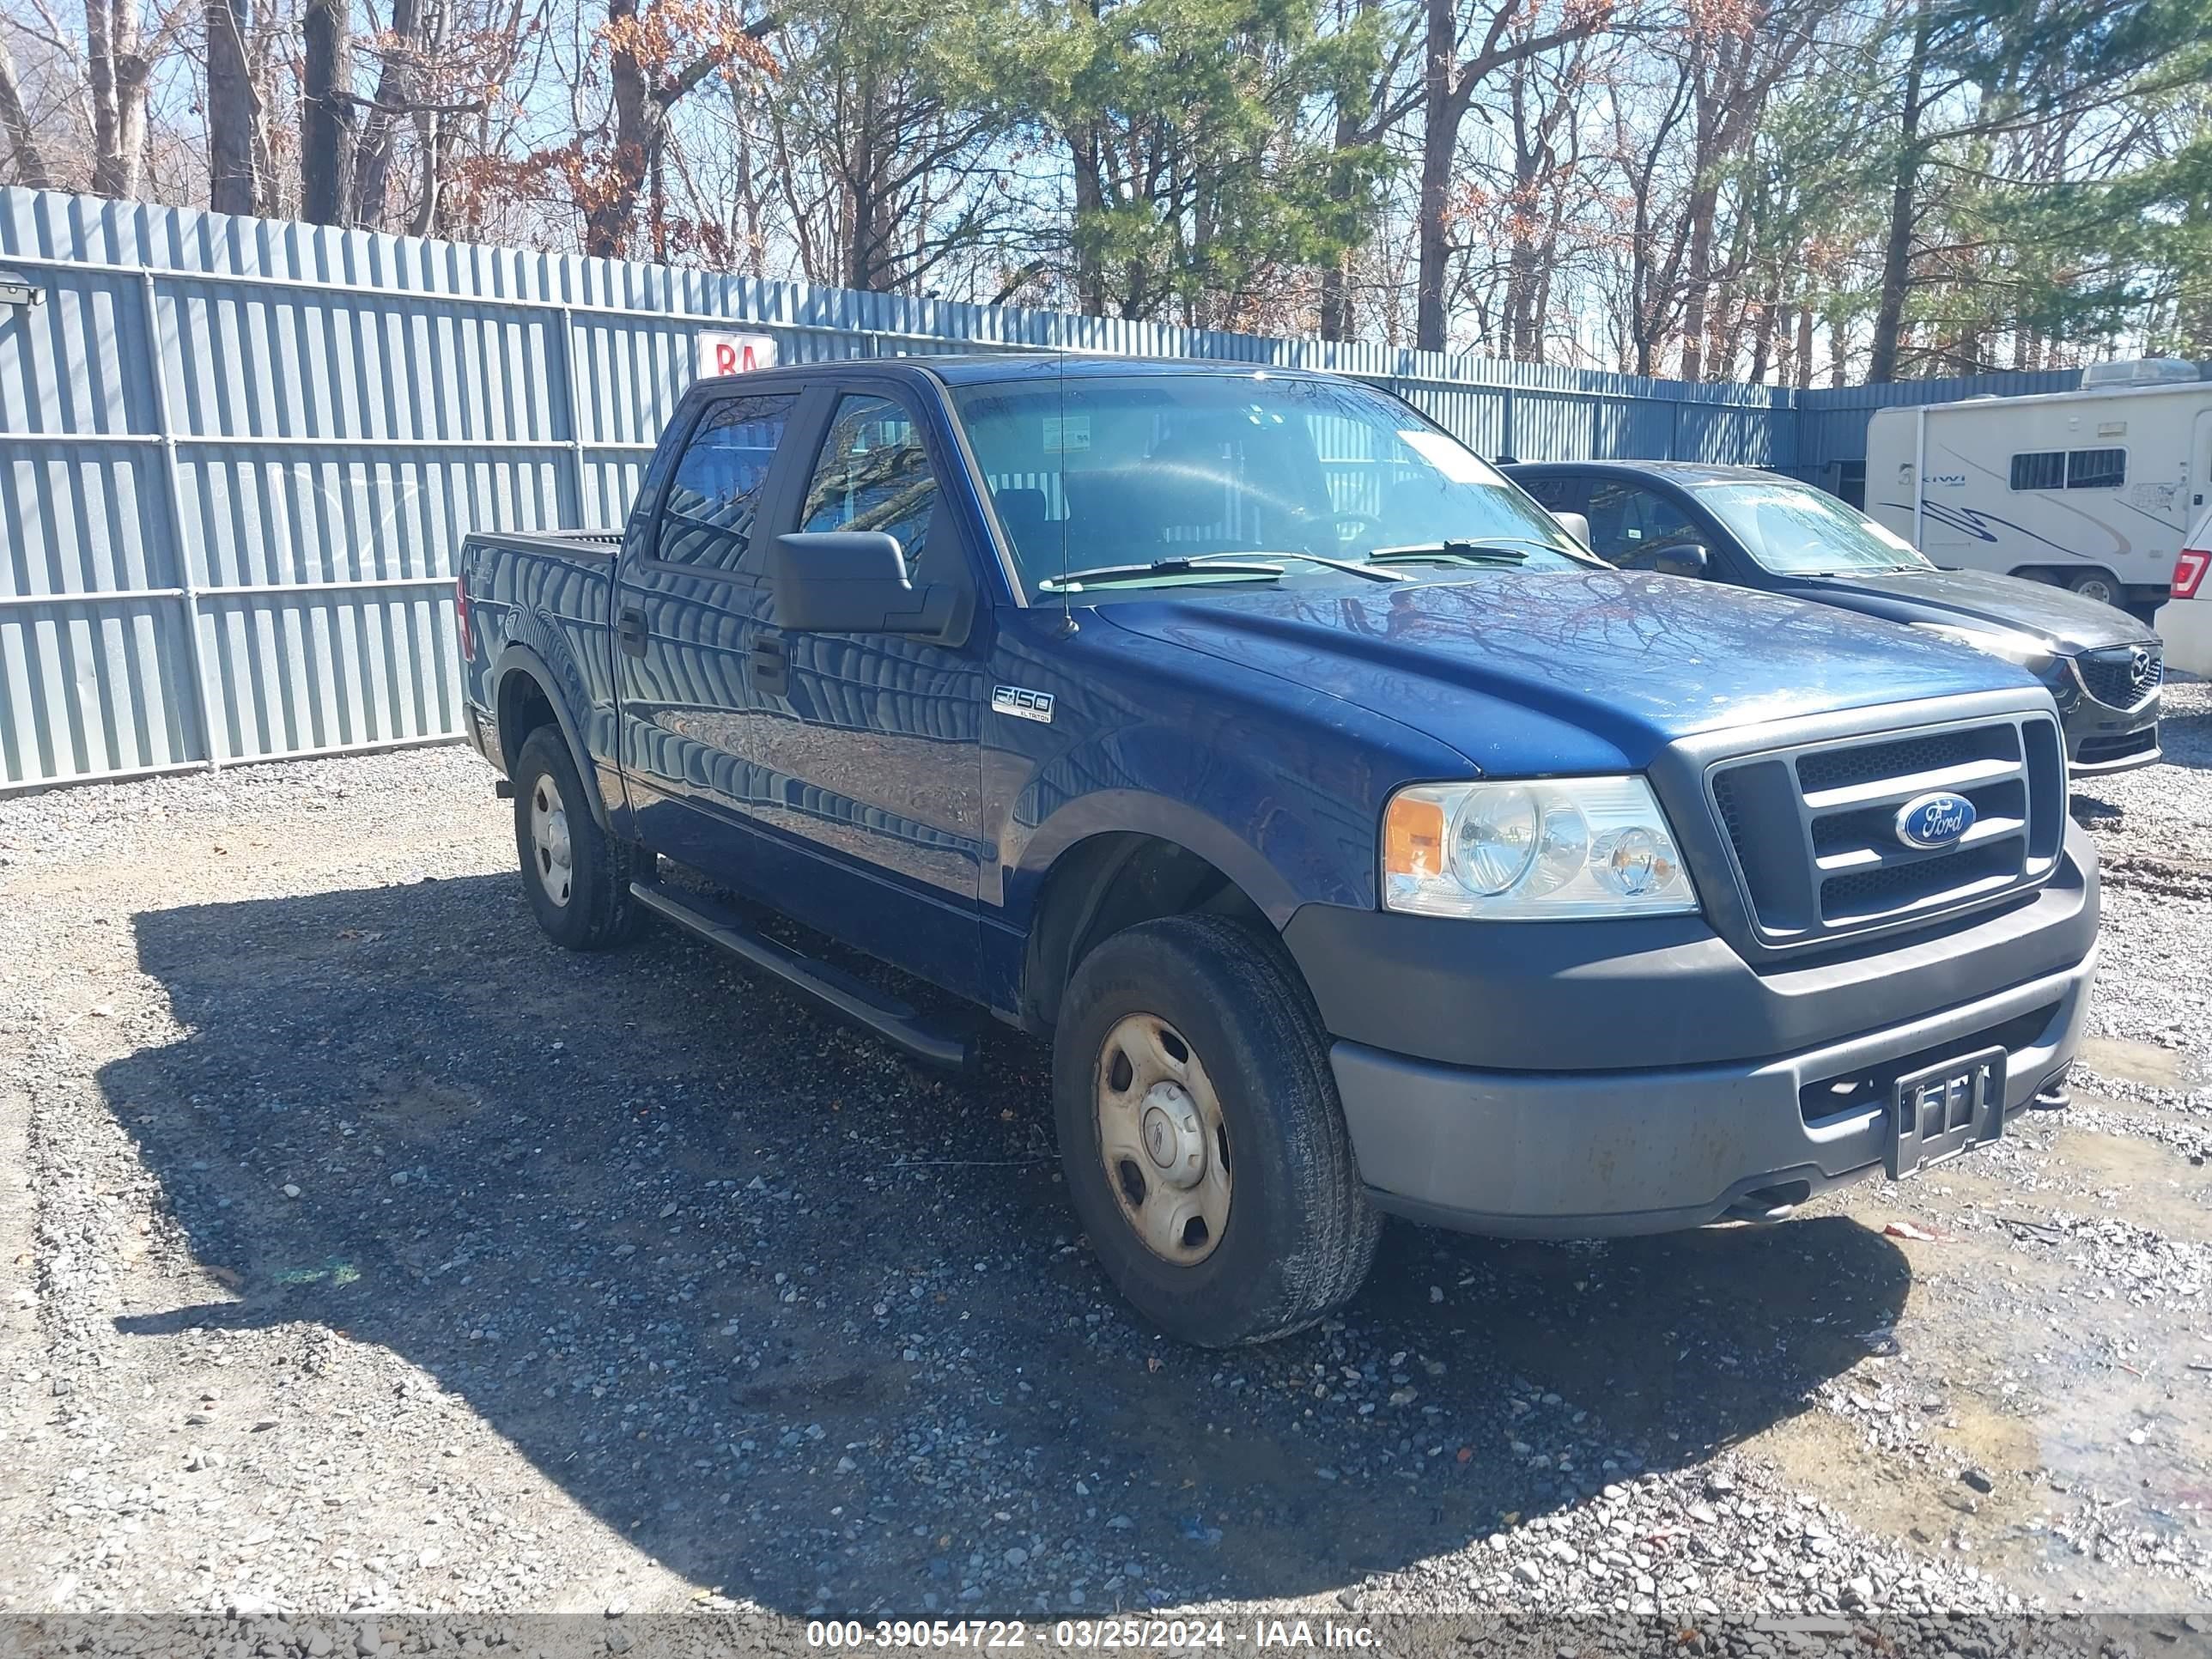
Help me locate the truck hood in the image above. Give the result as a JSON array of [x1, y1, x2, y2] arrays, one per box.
[[1096, 568, 2042, 775], [1765, 566, 2152, 653]]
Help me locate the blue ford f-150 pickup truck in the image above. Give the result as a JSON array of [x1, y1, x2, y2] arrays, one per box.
[[457, 356, 2100, 1347]]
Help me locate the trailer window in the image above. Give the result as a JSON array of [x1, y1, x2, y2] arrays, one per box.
[[2065, 447, 2126, 490], [2009, 447, 2128, 491]]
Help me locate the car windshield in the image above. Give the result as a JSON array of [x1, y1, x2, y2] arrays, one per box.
[[1695, 480, 1933, 576], [948, 372, 1594, 596]]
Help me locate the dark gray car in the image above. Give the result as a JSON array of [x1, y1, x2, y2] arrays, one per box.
[[1510, 461, 2164, 776]]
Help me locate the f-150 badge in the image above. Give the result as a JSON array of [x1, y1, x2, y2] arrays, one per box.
[[993, 684, 1054, 724]]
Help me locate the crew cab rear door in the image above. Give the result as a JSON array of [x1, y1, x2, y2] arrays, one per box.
[[613, 382, 811, 890], [732, 378, 988, 997]]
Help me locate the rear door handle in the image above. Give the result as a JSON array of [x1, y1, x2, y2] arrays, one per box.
[[749, 635, 788, 697], [617, 606, 647, 657]]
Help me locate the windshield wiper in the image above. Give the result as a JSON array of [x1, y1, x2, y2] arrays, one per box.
[[1237, 551, 1407, 581], [1367, 539, 1534, 567], [1035, 556, 1285, 592], [1036, 550, 1406, 592]]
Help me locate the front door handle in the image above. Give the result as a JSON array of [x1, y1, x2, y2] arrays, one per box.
[[749, 635, 788, 697], [617, 606, 647, 657]]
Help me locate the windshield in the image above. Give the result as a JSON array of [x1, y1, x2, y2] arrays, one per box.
[[948, 373, 1591, 596], [1695, 481, 1933, 576]]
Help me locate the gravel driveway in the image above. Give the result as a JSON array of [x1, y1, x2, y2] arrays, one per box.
[[3, 687, 2208, 1645]]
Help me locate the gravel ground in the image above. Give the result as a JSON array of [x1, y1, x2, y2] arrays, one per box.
[[1, 688, 2208, 1649]]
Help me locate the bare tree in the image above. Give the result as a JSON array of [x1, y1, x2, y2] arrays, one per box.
[[350, 0, 422, 226], [0, 29, 52, 185], [205, 0, 256, 212], [300, 0, 354, 221], [1415, 0, 1612, 350], [87, 0, 185, 196], [571, 0, 775, 257]]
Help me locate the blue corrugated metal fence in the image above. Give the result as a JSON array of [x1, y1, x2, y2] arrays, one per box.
[[0, 187, 2065, 791]]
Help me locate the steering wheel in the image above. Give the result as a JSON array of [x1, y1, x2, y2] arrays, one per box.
[[1299, 508, 1386, 547]]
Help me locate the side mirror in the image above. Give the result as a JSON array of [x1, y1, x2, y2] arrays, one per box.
[[1647, 543, 1710, 579], [768, 532, 956, 636], [1554, 510, 1592, 548]]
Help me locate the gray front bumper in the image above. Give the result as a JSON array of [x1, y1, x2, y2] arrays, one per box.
[[1333, 944, 2095, 1237]]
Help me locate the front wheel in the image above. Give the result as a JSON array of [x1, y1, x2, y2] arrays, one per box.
[[1052, 915, 1381, 1346]]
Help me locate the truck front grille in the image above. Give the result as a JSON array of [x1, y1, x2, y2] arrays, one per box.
[[2072, 645, 2161, 710], [1705, 711, 2065, 948]]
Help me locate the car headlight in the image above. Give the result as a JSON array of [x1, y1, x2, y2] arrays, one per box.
[[1910, 621, 2058, 676], [1382, 777, 1698, 919]]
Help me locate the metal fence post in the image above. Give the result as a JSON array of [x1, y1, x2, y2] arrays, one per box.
[[138, 270, 223, 772], [558, 306, 589, 526]]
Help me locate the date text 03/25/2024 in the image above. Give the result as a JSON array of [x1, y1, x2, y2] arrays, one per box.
[[805, 1620, 1379, 1650]]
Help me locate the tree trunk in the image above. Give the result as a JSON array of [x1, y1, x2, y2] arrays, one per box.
[[1794, 301, 1814, 390], [302, 0, 356, 223], [0, 33, 53, 188], [1317, 0, 1377, 343], [1867, 0, 1931, 383], [1675, 182, 1718, 380], [206, 0, 257, 215], [843, 82, 897, 290], [584, 0, 666, 257], [1317, 102, 1359, 340], [350, 0, 421, 228], [88, 0, 153, 198], [1748, 290, 1778, 384], [410, 109, 444, 234], [1413, 0, 1456, 352], [1070, 125, 1106, 315]]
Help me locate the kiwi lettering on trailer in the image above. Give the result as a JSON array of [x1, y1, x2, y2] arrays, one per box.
[[697, 331, 779, 377]]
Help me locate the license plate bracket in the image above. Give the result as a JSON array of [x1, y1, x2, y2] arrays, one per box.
[[1887, 1046, 2006, 1179]]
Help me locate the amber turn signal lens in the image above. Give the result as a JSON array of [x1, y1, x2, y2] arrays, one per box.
[[1383, 795, 1447, 880]]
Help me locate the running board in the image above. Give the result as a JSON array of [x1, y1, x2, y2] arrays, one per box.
[[628, 881, 978, 1072]]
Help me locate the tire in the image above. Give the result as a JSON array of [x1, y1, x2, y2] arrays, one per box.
[[2067, 569, 2122, 608], [1052, 915, 1381, 1346], [512, 725, 647, 951]]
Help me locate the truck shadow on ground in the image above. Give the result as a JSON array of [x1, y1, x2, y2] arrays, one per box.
[[103, 873, 1911, 1613]]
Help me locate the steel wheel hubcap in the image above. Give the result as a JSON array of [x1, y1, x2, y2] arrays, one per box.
[[1095, 1012, 1231, 1265], [530, 775, 574, 908]]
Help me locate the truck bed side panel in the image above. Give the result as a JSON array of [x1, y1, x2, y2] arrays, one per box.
[[461, 532, 628, 827]]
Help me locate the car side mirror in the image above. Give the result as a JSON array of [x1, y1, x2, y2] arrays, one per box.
[[1646, 543, 1709, 579], [769, 532, 957, 637], [1554, 510, 1592, 548]]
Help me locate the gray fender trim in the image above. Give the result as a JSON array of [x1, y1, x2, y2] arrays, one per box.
[[491, 642, 614, 834]]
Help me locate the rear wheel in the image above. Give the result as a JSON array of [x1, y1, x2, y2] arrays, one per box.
[[512, 726, 646, 951], [2067, 569, 2123, 608], [1053, 915, 1380, 1346]]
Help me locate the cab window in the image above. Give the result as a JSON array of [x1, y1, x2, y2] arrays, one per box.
[[656, 392, 797, 573], [1519, 475, 1590, 516], [798, 394, 941, 579], [1583, 482, 1700, 566]]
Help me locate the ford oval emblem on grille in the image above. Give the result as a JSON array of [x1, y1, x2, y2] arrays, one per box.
[[1895, 791, 1976, 849]]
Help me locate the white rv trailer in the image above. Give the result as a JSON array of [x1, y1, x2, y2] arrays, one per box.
[[1864, 358, 2211, 622]]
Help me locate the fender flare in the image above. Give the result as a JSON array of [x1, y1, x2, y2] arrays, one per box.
[[491, 641, 614, 833], [1010, 789, 1307, 927]]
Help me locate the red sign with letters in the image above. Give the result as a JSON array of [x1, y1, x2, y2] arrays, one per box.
[[696, 331, 777, 377]]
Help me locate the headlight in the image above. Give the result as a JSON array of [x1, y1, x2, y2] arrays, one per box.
[[1910, 621, 2058, 676], [1382, 777, 1698, 919]]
